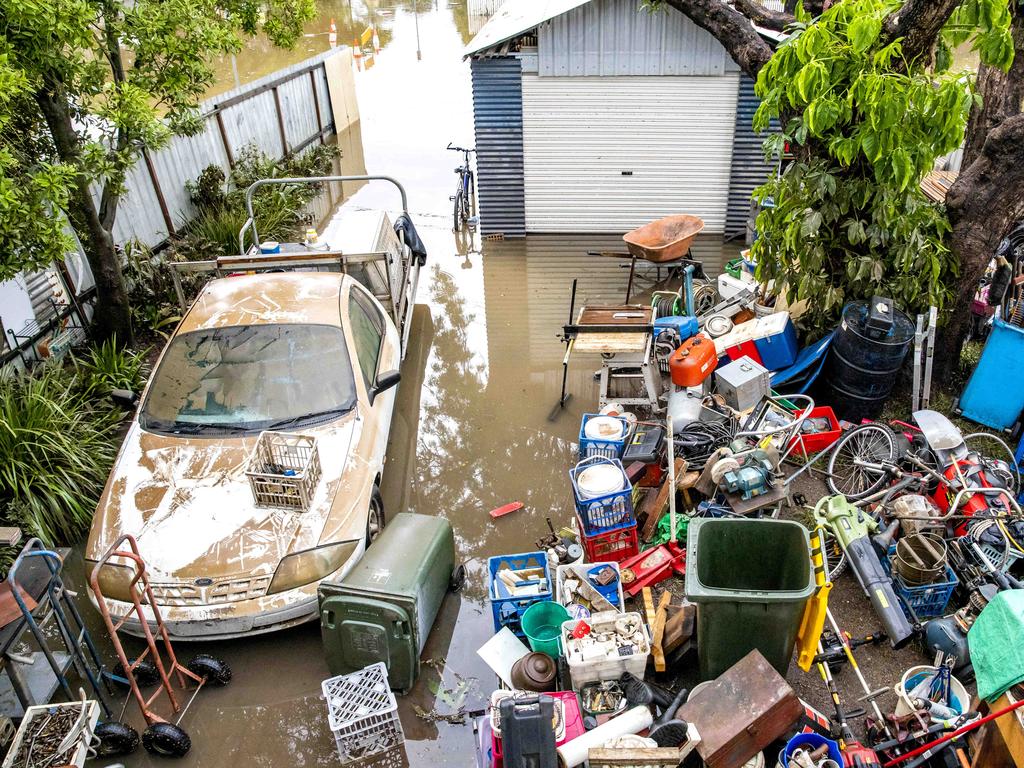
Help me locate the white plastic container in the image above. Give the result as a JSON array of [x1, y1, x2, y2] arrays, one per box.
[[556, 563, 625, 612], [322, 662, 405, 762], [2, 700, 99, 768], [893, 665, 968, 724], [718, 271, 756, 300], [561, 611, 650, 690]]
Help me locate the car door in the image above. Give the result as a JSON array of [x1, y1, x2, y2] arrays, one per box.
[[347, 284, 400, 473]]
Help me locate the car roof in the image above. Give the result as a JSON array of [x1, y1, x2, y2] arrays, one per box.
[[177, 272, 350, 334]]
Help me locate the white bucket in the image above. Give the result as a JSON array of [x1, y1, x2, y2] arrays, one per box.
[[893, 665, 968, 724]]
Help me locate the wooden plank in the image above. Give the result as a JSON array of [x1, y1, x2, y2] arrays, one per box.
[[642, 587, 657, 630], [992, 692, 1024, 768], [663, 601, 696, 655], [652, 590, 672, 672], [589, 747, 685, 767], [572, 332, 649, 353], [578, 305, 654, 325]]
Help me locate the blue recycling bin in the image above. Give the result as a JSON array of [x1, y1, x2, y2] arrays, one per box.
[[960, 317, 1024, 431]]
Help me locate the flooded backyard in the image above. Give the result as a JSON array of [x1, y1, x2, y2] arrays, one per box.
[[70, 2, 745, 765]]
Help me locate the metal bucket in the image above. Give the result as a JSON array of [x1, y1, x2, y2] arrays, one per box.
[[894, 533, 947, 586]]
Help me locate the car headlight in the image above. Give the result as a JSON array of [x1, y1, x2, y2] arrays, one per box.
[[85, 559, 138, 603], [267, 541, 359, 595]]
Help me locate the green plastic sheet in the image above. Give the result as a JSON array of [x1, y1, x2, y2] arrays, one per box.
[[968, 589, 1024, 702], [643, 512, 689, 550]]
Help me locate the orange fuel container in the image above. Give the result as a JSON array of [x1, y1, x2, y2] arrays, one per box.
[[669, 333, 718, 387]]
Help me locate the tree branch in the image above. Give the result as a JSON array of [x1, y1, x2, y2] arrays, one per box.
[[662, 0, 774, 78], [734, 0, 793, 33], [882, 0, 961, 63]]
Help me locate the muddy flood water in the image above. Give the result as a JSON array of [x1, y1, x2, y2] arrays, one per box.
[[66, 4, 745, 766]]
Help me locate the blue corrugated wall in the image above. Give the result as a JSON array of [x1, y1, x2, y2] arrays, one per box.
[[726, 74, 780, 239], [470, 57, 526, 237]]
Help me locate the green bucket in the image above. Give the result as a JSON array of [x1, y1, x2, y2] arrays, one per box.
[[521, 601, 570, 657]]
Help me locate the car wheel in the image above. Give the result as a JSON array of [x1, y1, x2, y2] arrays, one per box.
[[142, 723, 191, 757], [366, 486, 385, 546], [94, 720, 140, 756], [186, 654, 232, 686]]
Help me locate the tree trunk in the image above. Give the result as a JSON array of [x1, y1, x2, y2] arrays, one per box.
[[937, 115, 1024, 384], [881, 0, 962, 64], [35, 84, 133, 344], [961, 2, 1024, 168], [663, 0, 774, 78]]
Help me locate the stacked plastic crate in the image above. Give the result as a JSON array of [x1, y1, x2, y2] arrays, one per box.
[[487, 551, 553, 638], [569, 454, 639, 564]]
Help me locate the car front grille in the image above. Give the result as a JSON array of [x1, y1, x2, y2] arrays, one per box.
[[148, 575, 273, 606]]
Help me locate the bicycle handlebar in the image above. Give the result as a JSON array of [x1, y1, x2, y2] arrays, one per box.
[[447, 143, 475, 153]]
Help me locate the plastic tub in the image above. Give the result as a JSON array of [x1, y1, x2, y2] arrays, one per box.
[[780, 733, 843, 768], [685, 518, 814, 679], [893, 665, 968, 724], [561, 611, 650, 689], [522, 601, 570, 657]]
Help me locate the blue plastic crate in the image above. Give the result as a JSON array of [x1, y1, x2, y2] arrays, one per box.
[[884, 547, 958, 620], [487, 551, 552, 636], [578, 414, 630, 460], [570, 457, 635, 536]]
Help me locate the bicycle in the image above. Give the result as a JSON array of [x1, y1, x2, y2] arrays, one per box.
[[447, 142, 475, 231]]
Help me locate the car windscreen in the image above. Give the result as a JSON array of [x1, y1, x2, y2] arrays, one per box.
[[140, 324, 357, 435]]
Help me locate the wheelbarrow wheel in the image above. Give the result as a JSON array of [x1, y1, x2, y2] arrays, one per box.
[[94, 720, 140, 756], [113, 658, 160, 687], [187, 654, 232, 686], [142, 723, 191, 757]]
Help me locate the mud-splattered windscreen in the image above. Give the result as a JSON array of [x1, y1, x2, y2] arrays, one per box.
[[140, 324, 356, 433]]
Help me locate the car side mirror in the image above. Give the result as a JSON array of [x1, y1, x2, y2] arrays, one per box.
[[111, 389, 140, 410], [368, 370, 401, 405]]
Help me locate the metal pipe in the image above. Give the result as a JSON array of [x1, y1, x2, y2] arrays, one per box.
[[239, 175, 411, 253]]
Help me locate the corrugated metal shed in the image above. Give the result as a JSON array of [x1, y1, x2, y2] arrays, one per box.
[[521, 74, 739, 233], [471, 57, 526, 237], [725, 74, 779, 238], [539, 0, 739, 77]]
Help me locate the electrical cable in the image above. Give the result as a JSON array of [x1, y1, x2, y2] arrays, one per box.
[[673, 418, 737, 471]]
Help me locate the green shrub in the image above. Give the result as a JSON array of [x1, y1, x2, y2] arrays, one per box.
[[120, 240, 183, 338], [74, 336, 150, 397], [0, 364, 120, 545]]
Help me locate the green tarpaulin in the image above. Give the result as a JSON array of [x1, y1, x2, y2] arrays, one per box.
[[969, 589, 1024, 702]]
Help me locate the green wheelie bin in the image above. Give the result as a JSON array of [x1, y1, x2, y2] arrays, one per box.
[[685, 517, 814, 680]]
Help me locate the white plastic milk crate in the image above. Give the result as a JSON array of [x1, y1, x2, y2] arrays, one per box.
[[555, 563, 625, 613], [561, 610, 650, 690], [322, 662, 405, 762]]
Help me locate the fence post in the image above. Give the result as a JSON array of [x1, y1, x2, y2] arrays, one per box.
[[215, 110, 235, 168], [142, 147, 176, 236], [309, 70, 325, 144], [272, 86, 289, 157]]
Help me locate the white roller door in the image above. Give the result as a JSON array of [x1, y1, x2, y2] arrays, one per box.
[[522, 74, 739, 233]]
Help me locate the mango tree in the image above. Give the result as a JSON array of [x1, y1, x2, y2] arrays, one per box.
[[0, 0, 316, 342], [657, 0, 1024, 383]]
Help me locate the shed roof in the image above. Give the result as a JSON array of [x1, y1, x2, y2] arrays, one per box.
[[465, 0, 787, 57], [465, 0, 591, 56]]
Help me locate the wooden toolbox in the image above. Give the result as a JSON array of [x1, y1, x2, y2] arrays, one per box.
[[678, 650, 803, 768]]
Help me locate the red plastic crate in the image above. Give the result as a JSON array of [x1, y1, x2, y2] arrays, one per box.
[[724, 340, 763, 365], [789, 405, 841, 456], [579, 516, 639, 563]]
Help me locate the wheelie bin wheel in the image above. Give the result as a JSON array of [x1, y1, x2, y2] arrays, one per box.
[[142, 723, 191, 757]]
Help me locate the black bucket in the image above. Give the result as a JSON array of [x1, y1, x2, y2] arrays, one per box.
[[824, 301, 914, 421]]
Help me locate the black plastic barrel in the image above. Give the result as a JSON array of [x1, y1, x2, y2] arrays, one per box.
[[824, 301, 914, 421]]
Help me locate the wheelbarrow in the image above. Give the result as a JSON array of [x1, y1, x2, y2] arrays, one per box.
[[623, 214, 705, 263]]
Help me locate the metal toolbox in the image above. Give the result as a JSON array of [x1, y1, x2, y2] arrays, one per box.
[[318, 513, 456, 694], [715, 357, 770, 411]]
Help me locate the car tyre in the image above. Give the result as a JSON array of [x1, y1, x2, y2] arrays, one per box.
[[94, 720, 140, 756], [142, 723, 191, 757], [186, 654, 232, 686], [366, 486, 385, 546]]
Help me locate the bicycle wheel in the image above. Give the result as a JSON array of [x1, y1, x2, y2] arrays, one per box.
[[822, 527, 848, 581], [468, 171, 475, 212], [826, 423, 898, 500], [453, 188, 464, 231], [461, 181, 471, 223]]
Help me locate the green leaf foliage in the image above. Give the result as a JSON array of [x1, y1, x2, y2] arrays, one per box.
[[751, 0, 1011, 334], [0, 364, 122, 545], [0, 0, 316, 280]]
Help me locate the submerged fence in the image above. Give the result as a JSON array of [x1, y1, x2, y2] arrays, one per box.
[[105, 47, 359, 249]]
